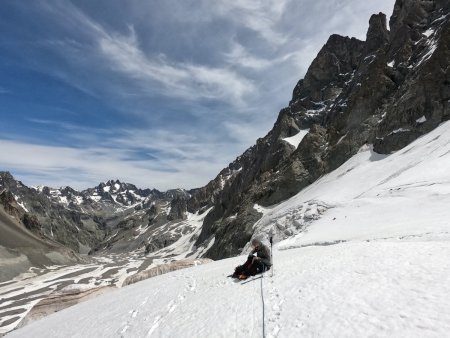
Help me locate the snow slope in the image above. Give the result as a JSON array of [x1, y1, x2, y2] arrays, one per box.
[[7, 121, 450, 337], [6, 242, 450, 338], [253, 121, 450, 248]]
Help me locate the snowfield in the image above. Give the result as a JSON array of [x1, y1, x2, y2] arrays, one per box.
[[253, 121, 450, 248], [6, 242, 450, 338], [7, 122, 450, 337]]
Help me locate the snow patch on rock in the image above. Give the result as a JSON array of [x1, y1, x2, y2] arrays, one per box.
[[282, 129, 309, 148]]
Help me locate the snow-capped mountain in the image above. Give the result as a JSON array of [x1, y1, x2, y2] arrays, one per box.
[[0, 173, 195, 257], [38, 180, 174, 210]]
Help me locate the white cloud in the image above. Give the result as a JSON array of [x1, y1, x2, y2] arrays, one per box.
[[213, 0, 291, 45], [223, 120, 272, 151], [0, 129, 239, 190], [224, 42, 278, 70], [97, 30, 255, 104], [39, 1, 258, 106]]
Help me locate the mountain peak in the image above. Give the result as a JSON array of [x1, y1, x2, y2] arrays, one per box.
[[389, 0, 436, 34], [366, 12, 389, 53], [105, 179, 121, 186], [0, 171, 15, 183]]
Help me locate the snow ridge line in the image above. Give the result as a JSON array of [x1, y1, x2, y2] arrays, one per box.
[[279, 239, 347, 251], [279, 231, 450, 251]]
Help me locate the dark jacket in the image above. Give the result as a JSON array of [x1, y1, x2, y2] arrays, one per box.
[[250, 242, 272, 266]]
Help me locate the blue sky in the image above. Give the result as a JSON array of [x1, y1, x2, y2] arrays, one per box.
[[0, 0, 395, 190]]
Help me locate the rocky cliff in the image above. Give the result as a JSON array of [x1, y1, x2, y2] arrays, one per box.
[[190, 0, 450, 259]]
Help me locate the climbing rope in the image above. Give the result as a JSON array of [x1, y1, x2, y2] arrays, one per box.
[[260, 272, 266, 338]]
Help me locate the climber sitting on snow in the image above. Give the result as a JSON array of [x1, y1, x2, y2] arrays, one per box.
[[231, 238, 272, 280]]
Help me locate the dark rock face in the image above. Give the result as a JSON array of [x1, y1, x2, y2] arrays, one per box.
[[374, 1, 450, 153], [188, 0, 450, 259], [21, 214, 41, 233], [0, 189, 22, 220], [291, 35, 365, 124], [144, 234, 177, 254], [366, 13, 390, 53], [168, 197, 187, 221]]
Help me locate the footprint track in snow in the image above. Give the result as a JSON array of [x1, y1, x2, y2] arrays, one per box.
[[119, 309, 139, 335], [121, 293, 154, 334], [147, 315, 161, 336], [147, 275, 197, 336], [141, 296, 149, 306], [267, 280, 284, 338], [167, 300, 177, 313], [120, 324, 129, 335], [184, 275, 197, 292]]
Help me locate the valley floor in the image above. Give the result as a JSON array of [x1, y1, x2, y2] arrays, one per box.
[[0, 251, 189, 336], [0, 252, 142, 335], [6, 237, 450, 338]]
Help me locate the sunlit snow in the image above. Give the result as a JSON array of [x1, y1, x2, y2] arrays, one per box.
[[282, 129, 309, 148], [7, 121, 450, 338], [416, 115, 427, 123]]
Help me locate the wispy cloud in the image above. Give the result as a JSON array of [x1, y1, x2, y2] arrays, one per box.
[[0, 135, 234, 190], [32, 1, 259, 108], [3, 118, 241, 190], [98, 29, 255, 104], [0, 87, 11, 94], [214, 0, 291, 46], [224, 42, 273, 70]]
